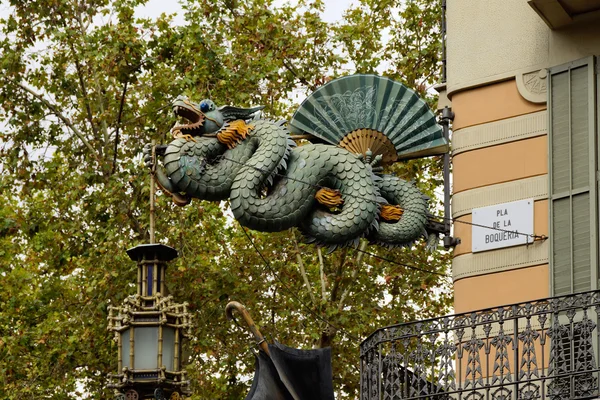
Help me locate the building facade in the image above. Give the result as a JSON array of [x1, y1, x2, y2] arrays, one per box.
[[360, 1, 600, 399], [448, 0, 600, 316]]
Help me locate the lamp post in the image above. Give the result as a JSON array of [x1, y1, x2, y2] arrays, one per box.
[[107, 145, 192, 400]]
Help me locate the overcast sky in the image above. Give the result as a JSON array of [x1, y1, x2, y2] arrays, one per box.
[[0, 0, 357, 25], [134, 0, 356, 24]]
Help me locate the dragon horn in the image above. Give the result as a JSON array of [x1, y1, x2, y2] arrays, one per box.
[[219, 105, 265, 121]]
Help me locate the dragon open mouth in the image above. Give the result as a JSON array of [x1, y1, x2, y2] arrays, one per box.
[[172, 98, 205, 135]]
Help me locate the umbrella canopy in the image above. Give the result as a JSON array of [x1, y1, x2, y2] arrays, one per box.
[[246, 342, 335, 400], [245, 350, 294, 400]]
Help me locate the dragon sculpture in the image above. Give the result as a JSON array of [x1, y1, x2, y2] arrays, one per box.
[[145, 75, 448, 250]]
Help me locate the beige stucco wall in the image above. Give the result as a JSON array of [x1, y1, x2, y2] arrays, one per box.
[[450, 76, 550, 312], [444, 0, 600, 314], [447, 0, 600, 96], [453, 136, 548, 193], [454, 264, 549, 313], [447, 0, 548, 94], [451, 80, 545, 130]]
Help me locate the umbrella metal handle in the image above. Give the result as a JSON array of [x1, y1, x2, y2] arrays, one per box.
[[225, 301, 270, 356]]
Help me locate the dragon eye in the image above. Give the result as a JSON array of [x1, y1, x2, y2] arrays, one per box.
[[200, 102, 210, 113]]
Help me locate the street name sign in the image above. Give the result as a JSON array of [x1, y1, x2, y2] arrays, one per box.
[[472, 199, 534, 253]]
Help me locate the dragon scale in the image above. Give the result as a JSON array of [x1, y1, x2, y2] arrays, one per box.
[[148, 75, 448, 249], [154, 118, 430, 248]]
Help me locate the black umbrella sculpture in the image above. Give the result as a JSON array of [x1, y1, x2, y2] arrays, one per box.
[[226, 302, 336, 400]]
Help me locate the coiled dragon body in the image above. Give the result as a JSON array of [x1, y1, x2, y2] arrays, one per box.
[[147, 93, 435, 250]]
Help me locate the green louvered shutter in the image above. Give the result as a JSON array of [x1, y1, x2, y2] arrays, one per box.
[[549, 57, 598, 296]]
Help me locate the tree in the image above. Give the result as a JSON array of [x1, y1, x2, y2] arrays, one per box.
[[0, 0, 450, 398]]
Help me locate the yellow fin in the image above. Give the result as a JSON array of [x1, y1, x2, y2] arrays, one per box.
[[380, 204, 404, 222], [217, 120, 254, 149]]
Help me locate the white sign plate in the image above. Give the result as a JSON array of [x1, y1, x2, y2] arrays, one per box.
[[472, 199, 534, 253]]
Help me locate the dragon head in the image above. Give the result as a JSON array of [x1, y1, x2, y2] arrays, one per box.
[[172, 96, 266, 138], [172, 96, 224, 135]]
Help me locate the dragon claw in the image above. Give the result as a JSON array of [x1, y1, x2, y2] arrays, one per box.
[[143, 143, 153, 168], [315, 187, 344, 210], [143, 143, 168, 169]]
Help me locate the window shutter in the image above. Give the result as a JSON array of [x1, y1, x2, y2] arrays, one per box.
[[549, 58, 597, 296]]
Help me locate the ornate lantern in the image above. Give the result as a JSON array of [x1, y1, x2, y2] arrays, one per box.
[[107, 243, 192, 399]]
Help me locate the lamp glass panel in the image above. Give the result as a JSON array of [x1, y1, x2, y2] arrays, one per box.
[[121, 329, 130, 368], [147, 265, 153, 296], [134, 327, 158, 369], [162, 327, 175, 371]]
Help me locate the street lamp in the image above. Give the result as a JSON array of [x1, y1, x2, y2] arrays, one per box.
[[107, 144, 192, 400], [107, 244, 192, 399]]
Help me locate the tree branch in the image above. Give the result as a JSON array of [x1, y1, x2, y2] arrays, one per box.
[[292, 231, 317, 305], [68, 41, 98, 140], [57, 8, 99, 145], [222, 2, 317, 92], [13, 81, 99, 160], [111, 80, 128, 174], [93, 77, 110, 147], [127, 181, 147, 240], [329, 247, 347, 303], [317, 247, 327, 302], [338, 239, 368, 310], [120, 104, 170, 128], [281, 58, 317, 92]]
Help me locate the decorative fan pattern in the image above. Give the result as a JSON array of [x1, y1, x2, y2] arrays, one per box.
[[289, 74, 448, 162], [338, 129, 398, 164]]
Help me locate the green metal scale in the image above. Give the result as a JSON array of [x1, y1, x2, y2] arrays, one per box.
[[146, 74, 449, 251]]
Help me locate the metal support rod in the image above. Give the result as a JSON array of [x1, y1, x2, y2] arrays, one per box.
[[150, 141, 156, 244], [142, 265, 147, 297], [158, 324, 163, 369], [377, 343, 382, 400], [440, 106, 459, 248], [137, 265, 142, 297], [441, 0, 447, 83], [226, 301, 270, 356], [174, 323, 180, 371], [130, 326, 135, 370], [441, 107, 453, 232], [359, 356, 364, 398], [513, 310, 519, 399], [117, 333, 122, 371], [160, 264, 166, 295], [153, 263, 158, 295]]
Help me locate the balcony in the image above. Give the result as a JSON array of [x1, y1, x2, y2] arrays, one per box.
[[528, 0, 600, 29], [360, 291, 600, 399]]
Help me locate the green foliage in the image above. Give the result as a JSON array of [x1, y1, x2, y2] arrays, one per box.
[[0, 0, 451, 398]]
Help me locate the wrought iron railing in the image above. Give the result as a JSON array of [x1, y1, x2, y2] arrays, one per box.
[[360, 290, 600, 399]]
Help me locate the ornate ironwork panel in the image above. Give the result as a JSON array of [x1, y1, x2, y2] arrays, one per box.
[[360, 290, 600, 399]]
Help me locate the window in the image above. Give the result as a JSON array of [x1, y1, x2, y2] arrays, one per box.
[[549, 56, 599, 296]]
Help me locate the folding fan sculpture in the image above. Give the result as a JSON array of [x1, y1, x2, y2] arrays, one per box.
[[145, 74, 448, 249]]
